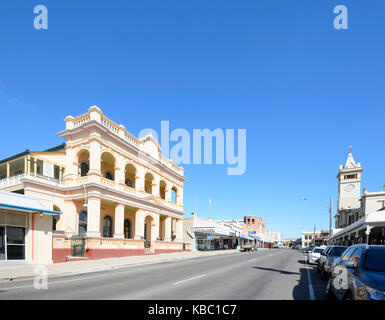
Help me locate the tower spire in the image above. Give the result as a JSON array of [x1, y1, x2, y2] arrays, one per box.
[[344, 146, 357, 168]]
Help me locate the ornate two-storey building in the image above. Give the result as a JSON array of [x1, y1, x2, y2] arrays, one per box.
[[0, 106, 187, 263]]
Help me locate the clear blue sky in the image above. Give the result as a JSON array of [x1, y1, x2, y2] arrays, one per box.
[[1, 1, 385, 238]]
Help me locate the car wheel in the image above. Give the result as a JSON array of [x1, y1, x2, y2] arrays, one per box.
[[325, 277, 334, 298]]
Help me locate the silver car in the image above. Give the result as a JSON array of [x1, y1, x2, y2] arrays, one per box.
[[318, 245, 347, 279], [326, 244, 385, 300]]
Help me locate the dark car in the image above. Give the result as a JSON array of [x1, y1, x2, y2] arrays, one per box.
[[326, 244, 385, 300], [318, 245, 347, 279]]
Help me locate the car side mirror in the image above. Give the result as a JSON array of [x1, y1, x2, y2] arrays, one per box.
[[342, 260, 356, 268]]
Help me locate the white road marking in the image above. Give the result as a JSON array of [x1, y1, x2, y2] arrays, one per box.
[[173, 274, 207, 285], [305, 260, 315, 300]]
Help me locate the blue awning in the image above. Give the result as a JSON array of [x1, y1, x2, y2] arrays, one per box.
[[0, 190, 62, 215]]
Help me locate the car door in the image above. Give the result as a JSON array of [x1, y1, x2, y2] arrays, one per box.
[[332, 247, 357, 299], [347, 247, 364, 299]]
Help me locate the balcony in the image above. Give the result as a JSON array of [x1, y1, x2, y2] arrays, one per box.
[[0, 155, 64, 191]]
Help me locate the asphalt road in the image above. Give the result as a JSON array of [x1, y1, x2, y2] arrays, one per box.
[[0, 249, 329, 300]]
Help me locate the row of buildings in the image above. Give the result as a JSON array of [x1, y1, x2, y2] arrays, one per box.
[[0, 106, 280, 264]]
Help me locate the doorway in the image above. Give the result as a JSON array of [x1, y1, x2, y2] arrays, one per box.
[[0, 227, 4, 260]]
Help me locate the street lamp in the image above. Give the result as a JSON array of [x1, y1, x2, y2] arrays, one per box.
[[301, 196, 333, 244]]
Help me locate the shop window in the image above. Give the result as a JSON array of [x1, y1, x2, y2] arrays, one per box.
[[103, 216, 113, 238], [78, 211, 87, 236], [124, 219, 131, 239]]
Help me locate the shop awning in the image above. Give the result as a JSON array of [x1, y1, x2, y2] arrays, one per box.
[[0, 190, 62, 215], [193, 226, 231, 236], [330, 207, 385, 240]]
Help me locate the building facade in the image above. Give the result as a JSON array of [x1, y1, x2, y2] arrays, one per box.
[[183, 214, 238, 251], [330, 150, 385, 245], [0, 106, 187, 263]]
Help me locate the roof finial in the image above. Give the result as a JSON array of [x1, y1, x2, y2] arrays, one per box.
[[349, 145, 352, 153]]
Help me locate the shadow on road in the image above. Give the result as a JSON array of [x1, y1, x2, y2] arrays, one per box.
[[292, 265, 311, 300], [252, 266, 300, 275]]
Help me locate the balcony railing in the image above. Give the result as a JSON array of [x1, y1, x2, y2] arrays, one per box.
[[0, 173, 62, 189]]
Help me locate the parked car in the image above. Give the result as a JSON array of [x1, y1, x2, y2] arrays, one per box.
[[240, 243, 256, 252], [326, 244, 385, 300], [318, 245, 348, 279], [292, 244, 301, 250], [306, 245, 315, 253], [307, 246, 327, 264]]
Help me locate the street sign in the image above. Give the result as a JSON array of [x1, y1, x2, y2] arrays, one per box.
[[248, 231, 256, 235]]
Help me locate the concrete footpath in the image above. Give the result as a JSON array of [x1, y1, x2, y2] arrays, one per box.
[[0, 249, 266, 282]]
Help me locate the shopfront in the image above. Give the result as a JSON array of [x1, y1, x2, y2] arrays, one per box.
[[193, 225, 232, 251], [0, 190, 62, 263], [0, 211, 27, 260]]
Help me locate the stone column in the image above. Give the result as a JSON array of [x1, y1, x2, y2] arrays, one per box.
[[86, 197, 101, 237], [63, 200, 78, 237], [114, 204, 125, 239], [88, 139, 101, 177], [134, 210, 145, 240], [153, 213, 160, 240], [175, 219, 183, 242], [135, 167, 145, 192], [164, 216, 172, 242]]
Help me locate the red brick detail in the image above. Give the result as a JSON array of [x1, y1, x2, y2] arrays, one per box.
[[84, 248, 146, 260], [53, 248, 71, 263]]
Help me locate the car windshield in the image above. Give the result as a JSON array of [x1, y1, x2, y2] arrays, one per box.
[[329, 247, 347, 257], [364, 250, 385, 273], [313, 248, 324, 253]]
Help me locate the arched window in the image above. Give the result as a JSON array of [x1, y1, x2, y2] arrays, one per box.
[[124, 219, 131, 239], [80, 162, 89, 177], [103, 215, 113, 238], [125, 179, 133, 188], [78, 211, 87, 236], [159, 180, 166, 200], [105, 172, 113, 180]]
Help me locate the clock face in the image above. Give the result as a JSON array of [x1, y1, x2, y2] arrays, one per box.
[[345, 184, 355, 192]]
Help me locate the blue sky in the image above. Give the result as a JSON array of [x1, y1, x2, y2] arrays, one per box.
[[1, 0, 385, 238]]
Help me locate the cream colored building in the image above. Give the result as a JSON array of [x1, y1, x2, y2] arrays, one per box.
[[330, 150, 385, 245], [0, 106, 186, 263]]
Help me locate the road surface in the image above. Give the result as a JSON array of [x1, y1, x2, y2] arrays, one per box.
[[0, 249, 329, 300]]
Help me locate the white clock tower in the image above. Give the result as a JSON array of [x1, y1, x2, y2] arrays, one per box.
[[336, 147, 362, 227]]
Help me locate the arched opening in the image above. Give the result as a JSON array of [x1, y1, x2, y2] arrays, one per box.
[[159, 180, 166, 200], [171, 187, 178, 204], [125, 164, 136, 189], [124, 219, 132, 239], [144, 173, 154, 194], [101, 152, 115, 181], [144, 215, 154, 241], [78, 150, 90, 177], [103, 215, 113, 238], [78, 211, 87, 236]]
